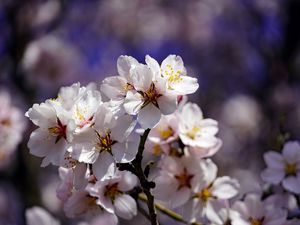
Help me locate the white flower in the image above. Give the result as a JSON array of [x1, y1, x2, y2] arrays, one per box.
[[146, 55, 199, 95], [70, 104, 137, 179], [152, 155, 203, 208], [26, 100, 75, 166], [145, 114, 179, 156], [178, 103, 222, 158], [101, 55, 138, 101], [192, 159, 239, 217], [63, 190, 104, 218], [86, 170, 138, 220], [231, 193, 287, 225], [261, 141, 300, 194], [0, 91, 26, 168], [123, 62, 178, 128], [26, 206, 60, 225]]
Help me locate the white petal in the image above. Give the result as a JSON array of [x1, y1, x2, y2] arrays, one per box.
[[114, 194, 137, 220], [93, 152, 116, 180], [244, 193, 264, 219], [111, 115, 136, 142], [261, 168, 285, 185], [117, 55, 139, 81], [100, 76, 127, 100], [93, 104, 115, 131], [90, 213, 118, 225], [123, 90, 143, 115], [112, 141, 138, 163], [211, 176, 239, 199], [152, 172, 177, 201], [206, 200, 226, 225], [169, 76, 199, 95], [131, 64, 153, 91], [137, 103, 161, 129], [145, 55, 160, 77], [198, 159, 217, 190], [170, 187, 191, 208], [282, 176, 300, 194], [157, 94, 177, 115], [264, 208, 287, 225], [71, 144, 99, 164], [263, 151, 284, 169], [282, 141, 300, 164], [26, 102, 57, 128], [118, 171, 138, 192]]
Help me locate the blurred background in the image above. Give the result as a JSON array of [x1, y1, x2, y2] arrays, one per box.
[[0, 0, 300, 224]]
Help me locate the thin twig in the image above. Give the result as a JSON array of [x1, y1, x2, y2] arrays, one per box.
[[138, 193, 202, 225]]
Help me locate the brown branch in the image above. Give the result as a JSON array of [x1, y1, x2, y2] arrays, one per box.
[[131, 128, 159, 225]]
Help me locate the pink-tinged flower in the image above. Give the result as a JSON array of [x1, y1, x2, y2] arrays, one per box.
[[192, 159, 239, 217], [146, 55, 199, 95], [152, 155, 203, 208], [86, 170, 138, 220], [63, 190, 104, 219], [26, 100, 75, 166], [178, 103, 222, 158], [123, 62, 178, 128], [0, 91, 26, 168], [231, 193, 287, 225], [261, 141, 300, 194], [145, 114, 179, 156], [56, 164, 88, 202], [26, 206, 60, 225], [70, 104, 137, 180], [58, 83, 102, 130]]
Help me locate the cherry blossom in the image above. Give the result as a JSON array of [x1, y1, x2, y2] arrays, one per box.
[[70, 104, 137, 179], [26, 100, 75, 166], [261, 141, 300, 194], [178, 103, 222, 158], [152, 154, 203, 208], [86, 170, 138, 220], [231, 193, 287, 225], [191, 159, 239, 218]]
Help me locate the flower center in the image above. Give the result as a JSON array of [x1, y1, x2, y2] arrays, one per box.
[[95, 131, 116, 154], [197, 188, 212, 202], [158, 126, 174, 140], [163, 64, 183, 87], [153, 144, 162, 156], [186, 126, 200, 140], [86, 195, 98, 206], [0, 118, 11, 127], [285, 162, 297, 176], [174, 168, 194, 190], [140, 83, 162, 108], [48, 118, 67, 143], [104, 183, 122, 203], [249, 217, 264, 225], [123, 83, 134, 92]]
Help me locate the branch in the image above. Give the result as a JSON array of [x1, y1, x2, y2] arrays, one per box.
[[138, 193, 202, 225], [131, 128, 159, 225]]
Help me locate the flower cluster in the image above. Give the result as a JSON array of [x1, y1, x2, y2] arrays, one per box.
[[26, 55, 300, 225]]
